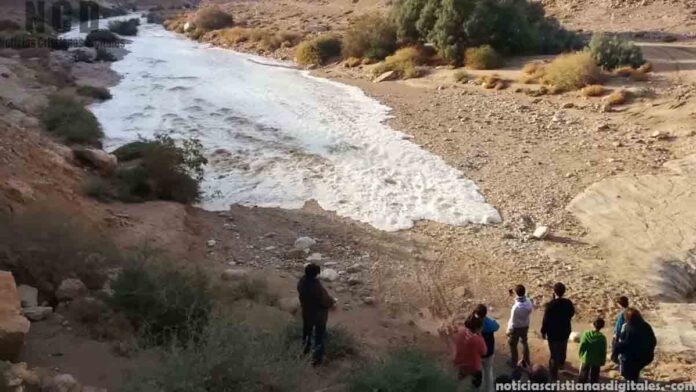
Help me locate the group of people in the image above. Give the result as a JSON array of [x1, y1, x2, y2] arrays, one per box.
[[296, 263, 657, 388], [440, 283, 657, 391]]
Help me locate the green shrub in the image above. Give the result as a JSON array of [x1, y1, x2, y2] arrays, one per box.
[[194, 6, 234, 32], [349, 351, 458, 392], [295, 35, 342, 65], [392, 0, 581, 63], [76, 85, 112, 100], [84, 29, 120, 47], [342, 14, 397, 61], [109, 253, 212, 345], [542, 51, 602, 91], [112, 135, 207, 204], [465, 45, 503, 69], [0, 204, 118, 297], [108, 18, 140, 36], [283, 321, 358, 360], [42, 94, 103, 145], [588, 33, 645, 70], [372, 46, 428, 79], [124, 316, 308, 392]]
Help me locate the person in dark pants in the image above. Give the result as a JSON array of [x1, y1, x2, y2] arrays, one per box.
[[611, 296, 629, 364], [297, 263, 335, 365], [578, 317, 607, 384], [507, 284, 533, 368], [615, 308, 656, 386], [540, 282, 575, 381]]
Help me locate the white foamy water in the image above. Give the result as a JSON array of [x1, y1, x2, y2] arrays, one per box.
[[68, 19, 501, 231]]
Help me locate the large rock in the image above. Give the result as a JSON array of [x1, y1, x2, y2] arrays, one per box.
[[319, 268, 339, 282], [42, 373, 82, 392], [293, 237, 316, 252], [22, 306, 53, 322], [5, 362, 41, 391], [0, 271, 31, 361], [17, 284, 38, 308], [55, 279, 87, 302], [72, 148, 118, 175]]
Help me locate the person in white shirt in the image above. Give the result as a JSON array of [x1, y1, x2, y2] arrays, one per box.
[[507, 284, 534, 367]]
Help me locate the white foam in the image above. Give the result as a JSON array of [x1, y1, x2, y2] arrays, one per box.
[[77, 21, 501, 231]]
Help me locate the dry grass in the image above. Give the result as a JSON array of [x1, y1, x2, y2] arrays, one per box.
[[372, 47, 429, 80], [194, 7, 234, 32], [464, 45, 503, 70], [344, 57, 362, 68], [518, 61, 546, 84], [606, 89, 629, 105], [452, 69, 468, 83], [637, 62, 653, 73], [580, 84, 606, 97], [613, 66, 635, 77], [542, 51, 602, 92], [294, 35, 342, 65], [475, 74, 507, 89]]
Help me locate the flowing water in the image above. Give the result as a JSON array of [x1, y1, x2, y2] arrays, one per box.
[[68, 18, 500, 231]]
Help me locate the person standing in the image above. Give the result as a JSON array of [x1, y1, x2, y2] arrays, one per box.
[[297, 263, 335, 365], [507, 284, 533, 367], [578, 317, 608, 384], [442, 315, 487, 388], [540, 282, 575, 381], [611, 296, 629, 363], [615, 308, 656, 384], [472, 304, 500, 392]]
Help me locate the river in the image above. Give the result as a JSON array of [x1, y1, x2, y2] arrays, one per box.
[[67, 17, 500, 231]]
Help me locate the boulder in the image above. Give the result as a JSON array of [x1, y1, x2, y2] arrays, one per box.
[[306, 252, 322, 261], [68, 297, 105, 323], [5, 362, 41, 391], [70, 47, 97, 62], [532, 226, 550, 240], [17, 284, 38, 308], [277, 297, 300, 315], [293, 237, 316, 251], [319, 268, 339, 282], [22, 306, 53, 322], [373, 70, 397, 83], [55, 279, 87, 301], [0, 271, 31, 361], [221, 269, 248, 281], [72, 148, 118, 176], [42, 374, 81, 392]]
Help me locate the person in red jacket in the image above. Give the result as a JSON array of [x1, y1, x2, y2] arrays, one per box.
[[441, 314, 488, 388]]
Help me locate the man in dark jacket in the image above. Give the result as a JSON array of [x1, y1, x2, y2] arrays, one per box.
[[297, 263, 335, 365], [616, 308, 656, 384], [540, 282, 575, 381]]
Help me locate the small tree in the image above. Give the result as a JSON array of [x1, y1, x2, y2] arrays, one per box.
[[194, 7, 234, 31]]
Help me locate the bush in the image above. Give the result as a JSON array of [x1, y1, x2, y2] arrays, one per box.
[[109, 253, 212, 345], [84, 29, 120, 47], [372, 46, 428, 79], [588, 33, 644, 70], [108, 18, 139, 36], [606, 89, 629, 106], [42, 94, 103, 145], [244, 29, 301, 51], [580, 84, 606, 97], [95, 47, 117, 62], [349, 351, 458, 392], [342, 14, 397, 61], [542, 51, 602, 92], [453, 69, 468, 83], [76, 85, 112, 100], [0, 204, 118, 297], [124, 317, 308, 392], [194, 7, 234, 32], [282, 321, 358, 360], [112, 135, 207, 203], [465, 45, 503, 69], [224, 277, 278, 306], [83, 176, 113, 201], [294, 35, 342, 65], [392, 0, 581, 63]]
